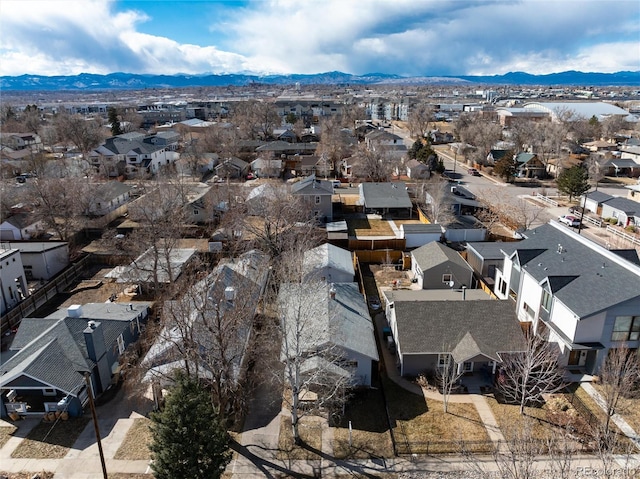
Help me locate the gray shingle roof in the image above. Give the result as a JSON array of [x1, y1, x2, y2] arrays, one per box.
[[279, 282, 378, 361], [411, 241, 473, 273], [1, 302, 151, 394], [584, 191, 614, 203], [360, 182, 412, 209], [467, 242, 517, 261], [303, 243, 354, 278], [512, 223, 640, 318], [393, 300, 525, 361], [603, 197, 637, 214], [402, 224, 443, 234], [291, 175, 333, 195]]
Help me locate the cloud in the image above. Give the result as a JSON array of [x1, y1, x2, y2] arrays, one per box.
[[0, 0, 638, 76]]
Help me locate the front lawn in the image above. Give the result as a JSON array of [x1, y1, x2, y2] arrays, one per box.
[[114, 418, 152, 460], [11, 416, 90, 459], [383, 377, 491, 454]]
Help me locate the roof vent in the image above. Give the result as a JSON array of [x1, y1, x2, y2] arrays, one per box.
[[87, 320, 97, 329], [557, 244, 563, 254], [225, 286, 236, 301]]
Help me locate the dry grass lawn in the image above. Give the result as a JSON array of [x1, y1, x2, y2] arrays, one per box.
[[114, 418, 152, 460], [0, 425, 17, 448], [277, 415, 324, 460], [591, 384, 640, 434], [11, 416, 90, 459], [347, 218, 394, 237], [332, 388, 394, 459], [0, 473, 54, 479], [383, 378, 490, 453]]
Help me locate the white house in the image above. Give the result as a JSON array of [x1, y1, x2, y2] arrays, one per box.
[[494, 222, 640, 374], [0, 241, 68, 280]]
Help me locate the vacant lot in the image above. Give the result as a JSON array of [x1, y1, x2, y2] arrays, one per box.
[[11, 416, 90, 459]]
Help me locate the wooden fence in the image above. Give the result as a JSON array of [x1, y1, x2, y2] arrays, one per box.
[[1, 255, 92, 335]]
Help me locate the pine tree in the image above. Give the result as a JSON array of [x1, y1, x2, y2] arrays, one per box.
[[149, 373, 231, 479], [556, 165, 590, 201], [108, 107, 123, 136]]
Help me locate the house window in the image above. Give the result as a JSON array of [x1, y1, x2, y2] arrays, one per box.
[[315, 195, 321, 205], [42, 388, 56, 396], [116, 334, 125, 354], [438, 353, 450, 368], [611, 316, 640, 341], [463, 362, 473, 373], [499, 278, 507, 296], [523, 303, 535, 318], [442, 274, 452, 284], [541, 290, 552, 311], [193, 209, 199, 215]]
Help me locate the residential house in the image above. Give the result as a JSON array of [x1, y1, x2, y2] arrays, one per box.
[[382, 289, 525, 377], [442, 215, 488, 243], [89, 133, 178, 177], [359, 182, 412, 218], [515, 153, 546, 178], [465, 241, 517, 291], [291, 175, 334, 222], [0, 249, 29, 315], [1, 302, 151, 418], [245, 183, 280, 216], [303, 243, 354, 283], [142, 250, 269, 388], [86, 181, 134, 217], [493, 222, 640, 374], [0, 241, 69, 281], [405, 159, 430, 179], [600, 197, 639, 227], [278, 282, 378, 387], [215, 157, 249, 179], [0, 133, 42, 152], [251, 157, 283, 178], [411, 241, 474, 290]]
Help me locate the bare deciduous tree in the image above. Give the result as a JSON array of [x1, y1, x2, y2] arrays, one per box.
[[596, 345, 640, 436], [435, 353, 463, 414], [407, 101, 434, 139], [55, 112, 105, 160], [274, 248, 353, 444], [352, 143, 394, 182], [496, 331, 565, 415], [421, 176, 455, 225]]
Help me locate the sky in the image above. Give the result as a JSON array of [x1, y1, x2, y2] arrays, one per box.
[[1, 0, 639, 78]]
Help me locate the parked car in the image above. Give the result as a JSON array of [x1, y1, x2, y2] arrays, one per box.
[[368, 296, 381, 311], [559, 215, 580, 227], [468, 168, 481, 176]]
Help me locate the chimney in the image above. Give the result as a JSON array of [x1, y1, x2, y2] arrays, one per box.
[[329, 283, 336, 300], [83, 320, 107, 362]]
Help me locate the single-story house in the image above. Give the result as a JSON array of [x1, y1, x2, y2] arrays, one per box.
[[0, 213, 46, 240], [383, 290, 525, 377], [600, 197, 639, 227], [215, 157, 250, 179], [251, 157, 283, 178], [359, 182, 412, 218], [1, 302, 151, 418], [405, 159, 431, 179], [411, 241, 474, 290], [581, 191, 614, 216], [279, 282, 379, 387], [86, 181, 134, 217], [303, 243, 354, 283]]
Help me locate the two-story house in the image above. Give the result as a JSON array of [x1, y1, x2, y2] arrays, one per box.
[[494, 222, 640, 374]]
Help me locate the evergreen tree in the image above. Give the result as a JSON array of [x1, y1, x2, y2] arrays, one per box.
[[435, 158, 446, 174], [149, 373, 231, 479], [108, 107, 123, 136], [556, 165, 590, 201], [494, 151, 517, 182]]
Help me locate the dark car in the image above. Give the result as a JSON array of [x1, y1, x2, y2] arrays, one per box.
[[468, 168, 481, 176], [568, 205, 584, 215]]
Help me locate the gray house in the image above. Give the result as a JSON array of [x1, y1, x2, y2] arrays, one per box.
[[291, 175, 334, 222], [359, 182, 412, 217], [411, 242, 474, 290], [383, 291, 525, 377], [279, 282, 378, 387], [600, 197, 639, 227], [303, 243, 354, 283], [1, 302, 151, 418], [465, 242, 518, 290]]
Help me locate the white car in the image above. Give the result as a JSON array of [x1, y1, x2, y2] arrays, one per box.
[[558, 215, 580, 227]]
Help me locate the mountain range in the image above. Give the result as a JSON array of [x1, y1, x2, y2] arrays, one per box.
[[0, 70, 638, 91]]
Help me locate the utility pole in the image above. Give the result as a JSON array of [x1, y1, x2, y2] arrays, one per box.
[[84, 372, 108, 479]]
